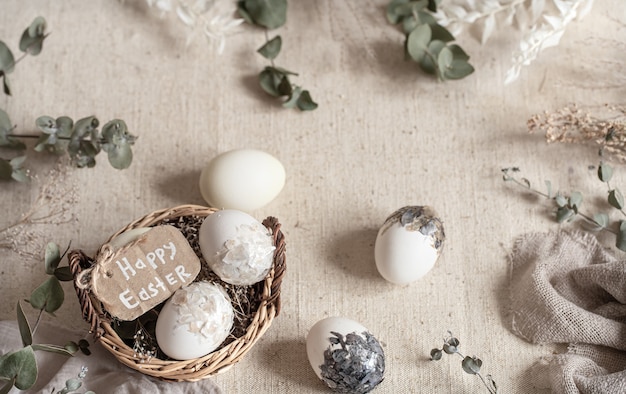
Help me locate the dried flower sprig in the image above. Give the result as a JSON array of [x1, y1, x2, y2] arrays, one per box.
[[0, 243, 92, 393], [528, 104, 626, 162], [430, 332, 498, 393], [238, 0, 318, 111], [386, 0, 474, 81], [432, 0, 594, 83]]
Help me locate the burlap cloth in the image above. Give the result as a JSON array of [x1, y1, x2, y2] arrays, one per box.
[[509, 230, 626, 393]]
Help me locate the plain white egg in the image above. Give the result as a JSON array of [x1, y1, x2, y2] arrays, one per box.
[[199, 209, 275, 286], [306, 317, 385, 393], [155, 281, 234, 360], [199, 148, 286, 212], [374, 206, 445, 285]]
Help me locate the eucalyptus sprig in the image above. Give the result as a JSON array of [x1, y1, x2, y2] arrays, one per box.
[[0, 16, 48, 96], [386, 0, 474, 81], [502, 161, 626, 251], [0, 242, 92, 393], [430, 332, 498, 393], [0, 110, 137, 182], [237, 0, 318, 111]]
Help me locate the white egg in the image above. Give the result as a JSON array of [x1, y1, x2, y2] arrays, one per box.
[[199, 209, 275, 286], [155, 281, 234, 360], [374, 206, 445, 285], [199, 148, 286, 212], [306, 317, 385, 393]]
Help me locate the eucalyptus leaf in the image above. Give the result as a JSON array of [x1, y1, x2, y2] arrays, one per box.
[[0, 347, 37, 390], [44, 242, 61, 275], [555, 194, 568, 207], [297, 90, 318, 111], [556, 206, 575, 223], [461, 356, 482, 375], [0, 109, 24, 149], [31, 344, 74, 356], [545, 180, 552, 199], [241, 0, 287, 29], [449, 44, 470, 61], [101, 119, 135, 170], [401, 15, 419, 34], [257, 35, 282, 60], [36, 116, 58, 135], [2, 74, 10, 96], [16, 301, 32, 347], [105, 142, 132, 170], [416, 10, 437, 25], [608, 189, 624, 210], [29, 276, 64, 313], [0, 159, 12, 180], [277, 75, 292, 96], [598, 163, 613, 183], [72, 116, 99, 139], [64, 378, 82, 391], [54, 266, 73, 282], [443, 59, 474, 80], [259, 67, 283, 97], [436, 46, 453, 79], [430, 348, 442, 360], [11, 168, 29, 183], [282, 86, 301, 109], [64, 341, 79, 354], [569, 191, 583, 210], [419, 40, 445, 74], [430, 23, 454, 42], [0, 42, 15, 74], [386, 0, 424, 24], [406, 24, 431, 62], [593, 213, 609, 229], [617, 221, 626, 252]]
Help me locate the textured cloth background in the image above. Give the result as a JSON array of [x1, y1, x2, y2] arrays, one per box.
[[509, 231, 626, 393], [1, 1, 626, 393]]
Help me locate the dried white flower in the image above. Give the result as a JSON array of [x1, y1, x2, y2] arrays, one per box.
[[434, 0, 595, 83], [144, 0, 243, 53]]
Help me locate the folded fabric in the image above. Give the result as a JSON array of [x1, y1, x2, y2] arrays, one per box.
[[0, 321, 222, 393], [509, 230, 626, 394]]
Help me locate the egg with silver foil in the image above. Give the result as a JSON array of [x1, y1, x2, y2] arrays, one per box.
[[374, 206, 445, 285], [306, 317, 385, 393]]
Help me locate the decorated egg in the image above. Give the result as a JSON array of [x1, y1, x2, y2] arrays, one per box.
[[155, 281, 234, 360], [199, 209, 275, 285], [374, 206, 445, 285], [199, 148, 286, 212], [306, 317, 385, 393]]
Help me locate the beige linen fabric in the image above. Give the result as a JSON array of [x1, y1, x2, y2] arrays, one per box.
[[510, 230, 626, 393]]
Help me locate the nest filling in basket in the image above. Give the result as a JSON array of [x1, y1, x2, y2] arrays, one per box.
[[68, 205, 286, 381]]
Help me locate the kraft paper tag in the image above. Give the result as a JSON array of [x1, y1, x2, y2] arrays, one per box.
[[91, 225, 201, 321]]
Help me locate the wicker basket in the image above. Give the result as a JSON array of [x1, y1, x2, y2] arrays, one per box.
[[68, 204, 286, 381]]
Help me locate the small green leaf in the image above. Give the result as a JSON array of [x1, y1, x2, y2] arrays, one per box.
[[593, 213, 609, 229], [29, 276, 64, 313], [569, 191, 583, 210], [31, 344, 74, 356], [64, 378, 82, 391], [277, 75, 292, 96], [64, 341, 79, 354], [416, 10, 437, 25], [0, 347, 37, 390], [44, 242, 61, 275], [2, 73, 11, 96], [387, 0, 427, 24], [16, 301, 32, 347], [297, 90, 318, 111], [617, 221, 626, 251], [11, 168, 29, 183], [555, 194, 568, 208], [449, 44, 470, 61], [0, 42, 15, 74], [608, 189, 624, 210], [401, 15, 419, 34], [443, 59, 474, 80], [257, 35, 282, 60], [106, 143, 132, 170], [241, 0, 287, 29], [406, 24, 431, 62], [19, 17, 47, 56], [72, 116, 99, 139], [259, 67, 287, 97], [437, 46, 453, 79], [430, 348, 442, 360], [282, 86, 301, 109], [461, 356, 482, 375], [54, 266, 73, 281], [598, 163, 613, 183], [430, 23, 454, 42], [556, 206, 575, 223], [0, 159, 12, 180], [419, 40, 445, 74]]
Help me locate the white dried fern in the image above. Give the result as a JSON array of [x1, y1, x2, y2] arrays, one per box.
[[434, 0, 595, 83], [145, 0, 243, 54]]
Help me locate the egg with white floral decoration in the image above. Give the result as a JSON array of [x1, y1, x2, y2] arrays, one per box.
[[198, 209, 275, 286], [374, 206, 445, 285], [306, 317, 385, 393], [155, 281, 234, 360]]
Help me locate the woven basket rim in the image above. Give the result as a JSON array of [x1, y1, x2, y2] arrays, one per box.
[[69, 204, 286, 381]]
